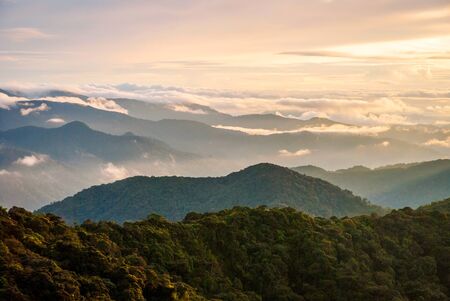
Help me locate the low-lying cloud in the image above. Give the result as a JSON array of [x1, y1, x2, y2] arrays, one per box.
[[41, 96, 128, 114], [213, 124, 390, 136], [170, 104, 208, 115], [20, 103, 50, 116], [278, 149, 311, 157], [101, 162, 129, 181], [0, 86, 127, 114], [0, 92, 25, 109], [14, 155, 48, 167], [46, 117, 66, 124]]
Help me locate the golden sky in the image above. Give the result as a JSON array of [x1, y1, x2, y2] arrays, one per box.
[[0, 0, 450, 92]]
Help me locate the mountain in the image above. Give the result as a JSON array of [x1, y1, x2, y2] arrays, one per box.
[[116, 98, 345, 130], [0, 121, 194, 163], [0, 122, 198, 210], [293, 159, 450, 208], [215, 114, 343, 130], [115, 98, 232, 124], [38, 163, 384, 223], [0, 100, 440, 169], [3, 204, 450, 300]]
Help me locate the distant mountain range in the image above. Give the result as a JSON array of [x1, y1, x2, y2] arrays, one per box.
[[0, 121, 195, 163], [0, 99, 440, 168], [115, 97, 345, 130], [38, 163, 385, 223], [293, 159, 450, 208]]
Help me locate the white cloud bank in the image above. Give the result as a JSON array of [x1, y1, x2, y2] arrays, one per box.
[[213, 124, 390, 136], [278, 149, 311, 157], [0, 92, 25, 109], [14, 155, 48, 167], [1, 83, 449, 126], [0, 85, 128, 114], [169, 104, 207, 114], [41, 96, 128, 114]]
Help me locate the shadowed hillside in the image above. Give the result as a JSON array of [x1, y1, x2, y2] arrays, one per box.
[[293, 160, 450, 208]]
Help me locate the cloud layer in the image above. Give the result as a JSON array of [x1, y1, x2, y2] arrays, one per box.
[[1, 83, 449, 127]]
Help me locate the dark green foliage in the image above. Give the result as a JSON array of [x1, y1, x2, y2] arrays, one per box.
[[3, 204, 450, 300], [0, 207, 205, 301], [38, 163, 385, 223]]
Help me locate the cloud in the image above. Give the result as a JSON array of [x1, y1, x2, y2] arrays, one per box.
[[0, 169, 21, 177], [39, 96, 127, 114], [424, 137, 450, 148], [101, 162, 129, 180], [14, 155, 48, 167], [275, 110, 333, 120], [213, 124, 390, 136], [0, 84, 128, 114], [20, 103, 50, 116], [2, 83, 450, 126], [0, 27, 53, 42], [0, 92, 25, 109], [85, 97, 128, 114], [0, 169, 12, 176], [435, 120, 450, 126], [278, 149, 311, 157], [46, 117, 66, 124], [169, 104, 208, 114]]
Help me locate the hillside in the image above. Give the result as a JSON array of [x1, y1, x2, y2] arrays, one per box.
[[293, 159, 450, 208], [419, 197, 450, 213], [0, 121, 194, 162], [2, 205, 450, 300], [38, 163, 384, 223]]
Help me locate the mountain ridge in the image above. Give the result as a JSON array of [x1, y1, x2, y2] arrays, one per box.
[[38, 163, 385, 223], [0, 121, 195, 162], [293, 159, 450, 208]]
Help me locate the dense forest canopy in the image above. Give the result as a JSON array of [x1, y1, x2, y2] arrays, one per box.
[[38, 163, 385, 223], [2, 201, 450, 300]]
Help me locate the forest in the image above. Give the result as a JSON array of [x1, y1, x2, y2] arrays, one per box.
[[1, 200, 450, 300]]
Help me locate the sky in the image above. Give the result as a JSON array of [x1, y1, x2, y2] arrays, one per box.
[[0, 0, 450, 124]]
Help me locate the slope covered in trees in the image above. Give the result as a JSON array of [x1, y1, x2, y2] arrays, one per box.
[[419, 197, 450, 213], [293, 159, 450, 208], [38, 163, 384, 223], [2, 205, 450, 300]]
